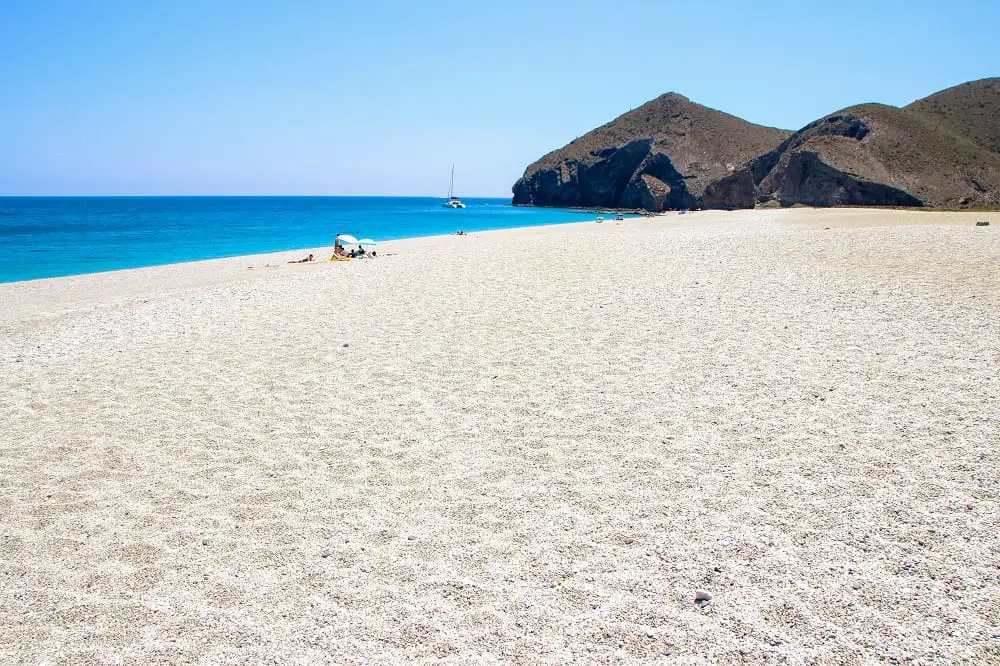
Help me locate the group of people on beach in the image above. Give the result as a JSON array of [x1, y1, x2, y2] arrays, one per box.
[[287, 237, 378, 264], [332, 243, 375, 259]]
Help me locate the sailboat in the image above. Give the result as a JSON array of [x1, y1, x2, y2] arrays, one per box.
[[443, 165, 466, 209]]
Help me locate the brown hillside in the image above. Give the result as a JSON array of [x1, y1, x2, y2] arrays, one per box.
[[513, 93, 790, 210], [750, 102, 1000, 208], [513, 78, 1000, 210], [905, 78, 1000, 154]]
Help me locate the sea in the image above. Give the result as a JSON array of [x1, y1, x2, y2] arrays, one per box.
[[0, 197, 618, 284]]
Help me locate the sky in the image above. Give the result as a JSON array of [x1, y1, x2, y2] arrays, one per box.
[[1, 0, 998, 197]]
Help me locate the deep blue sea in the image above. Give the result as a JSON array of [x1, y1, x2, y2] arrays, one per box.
[[0, 197, 616, 284]]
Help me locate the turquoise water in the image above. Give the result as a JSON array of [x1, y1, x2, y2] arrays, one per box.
[[0, 197, 618, 284]]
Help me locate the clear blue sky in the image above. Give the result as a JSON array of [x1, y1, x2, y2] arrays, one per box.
[[2, 0, 997, 196]]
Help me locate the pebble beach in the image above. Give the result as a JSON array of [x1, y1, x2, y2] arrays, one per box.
[[1, 207, 998, 664]]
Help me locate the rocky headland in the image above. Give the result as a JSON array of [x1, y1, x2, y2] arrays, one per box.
[[513, 78, 1000, 210]]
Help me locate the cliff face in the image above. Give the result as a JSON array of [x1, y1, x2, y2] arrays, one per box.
[[513, 78, 1000, 210], [512, 93, 791, 210]]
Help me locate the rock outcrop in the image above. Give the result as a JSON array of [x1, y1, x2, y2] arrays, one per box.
[[513, 78, 1000, 210], [747, 97, 1000, 209], [512, 93, 791, 211]]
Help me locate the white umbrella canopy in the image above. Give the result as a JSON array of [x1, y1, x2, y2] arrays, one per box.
[[335, 234, 359, 245], [357, 238, 376, 246]]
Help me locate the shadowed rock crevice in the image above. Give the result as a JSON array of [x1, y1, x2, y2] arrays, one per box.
[[581, 139, 655, 207], [702, 168, 755, 210], [620, 152, 696, 210]]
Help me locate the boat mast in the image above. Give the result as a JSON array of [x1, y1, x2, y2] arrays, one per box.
[[448, 164, 455, 199]]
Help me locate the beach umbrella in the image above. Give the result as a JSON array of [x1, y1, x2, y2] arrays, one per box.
[[335, 234, 359, 245], [358, 238, 377, 246]]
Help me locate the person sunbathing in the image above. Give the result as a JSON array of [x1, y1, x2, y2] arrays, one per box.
[[288, 254, 314, 263]]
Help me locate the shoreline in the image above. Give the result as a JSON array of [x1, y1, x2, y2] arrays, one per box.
[[2, 207, 996, 327], [0, 202, 617, 287], [0, 211, 642, 289], [1, 205, 992, 289]]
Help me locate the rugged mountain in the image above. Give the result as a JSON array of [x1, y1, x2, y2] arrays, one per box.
[[742, 100, 1000, 209], [511, 93, 791, 211], [513, 78, 1000, 210]]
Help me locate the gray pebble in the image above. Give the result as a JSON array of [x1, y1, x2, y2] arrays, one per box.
[[407, 535, 418, 541], [695, 589, 713, 601]]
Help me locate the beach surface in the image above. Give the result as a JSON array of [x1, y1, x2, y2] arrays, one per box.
[[1, 208, 998, 664]]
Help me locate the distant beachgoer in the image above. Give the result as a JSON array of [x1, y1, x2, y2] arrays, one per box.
[[334, 244, 346, 257], [288, 254, 314, 263], [370, 250, 377, 257], [456, 230, 465, 235]]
